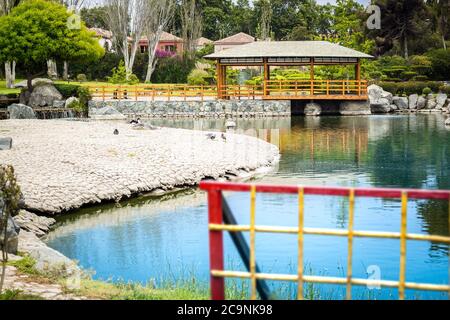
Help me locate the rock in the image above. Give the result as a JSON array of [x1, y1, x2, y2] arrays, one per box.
[[89, 105, 126, 120], [0, 198, 21, 254], [409, 94, 419, 109], [445, 118, 450, 126], [393, 96, 408, 110], [0, 137, 12, 150], [436, 93, 447, 109], [7, 103, 36, 119], [304, 103, 321, 116], [18, 231, 80, 276], [339, 101, 371, 115], [52, 100, 65, 108], [417, 96, 427, 110], [426, 94, 437, 109], [370, 104, 393, 113], [14, 210, 56, 238], [15, 78, 53, 89], [29, 83, 63, 108], [65, 97, 80, 108], [368, 84, 393, 113]]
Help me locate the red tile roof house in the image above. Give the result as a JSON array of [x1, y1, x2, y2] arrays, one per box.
[[213, 32, 255, 53], [138, 31, 184, 56], [89, 28, 113, 51]]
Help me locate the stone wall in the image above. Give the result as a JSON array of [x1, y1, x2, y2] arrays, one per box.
[[88, 100, 291, 119]]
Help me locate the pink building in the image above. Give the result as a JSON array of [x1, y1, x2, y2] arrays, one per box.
[[213, 32, 255, 53], [139, 31, 184, 55]]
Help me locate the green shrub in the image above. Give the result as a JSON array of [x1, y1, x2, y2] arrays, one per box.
[[152, 55, 195, 84], [425, 48, 450, 80], [438, 85, 450, 94], [422, 87, 432, 95], [76, 74, 87, 82], [377, 81, 442, 96], [187, 69, 209, 85], [107, 60, 140, 85], [413, 75, 428, 81], [54, 84, 81, 98]]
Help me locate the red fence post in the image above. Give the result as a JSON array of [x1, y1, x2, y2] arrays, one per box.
[[208, 189, 225, 300]]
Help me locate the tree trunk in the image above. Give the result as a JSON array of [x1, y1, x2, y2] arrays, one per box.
[[4, 62, 16, 89], [27, 74, 33, 93], [47, 60, 58, 79], [442, 35, 447, 50], [63, 61, 69, 81], [403, 35, 409, 60]]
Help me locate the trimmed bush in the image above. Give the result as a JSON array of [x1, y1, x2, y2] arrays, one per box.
[[76, 74, 87, 82], [187, 69, 209, 85], [54, 84, 81, 98], [377, 81, 442, 96], [422, 87, 432, 95]]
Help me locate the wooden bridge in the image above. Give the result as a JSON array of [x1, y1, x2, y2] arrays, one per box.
[[89, 79, 368, 102]]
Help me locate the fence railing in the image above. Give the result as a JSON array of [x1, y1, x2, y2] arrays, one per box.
[[199, 181, 450, 300], [88, 80, 368, 102]]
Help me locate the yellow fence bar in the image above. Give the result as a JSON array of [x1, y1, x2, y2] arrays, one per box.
[[250, 185, 257, 300], [297, 187, 305, 300]]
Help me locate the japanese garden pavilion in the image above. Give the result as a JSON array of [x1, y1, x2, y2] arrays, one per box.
[[205, 41, 373, 100]]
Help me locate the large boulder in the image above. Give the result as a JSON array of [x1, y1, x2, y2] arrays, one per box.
[[408, 94, 418, 109], [28, 83, 63, 108], [368, 84, 393, 113], [7, 103, 36, 119], [417, 96, 427, 110], [0, 198, 21, 254], [15, 78, 53, 89], [304, 102, 321, 116], [393, 96, 408, 110], [339, 101, 371, 115], [436, 93, 447, 109], [89, 105, 126, 120]]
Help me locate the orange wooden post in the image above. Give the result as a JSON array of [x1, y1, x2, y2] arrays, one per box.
[[102, 86, 105, 101], [326, 80, 330, 96], [355, 60, 361, 96], [168, 85, 171, 102], [263, 59, 270, 98], [135, 86, 138, 101]]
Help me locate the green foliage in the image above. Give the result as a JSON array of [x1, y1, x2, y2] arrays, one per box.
[[54, 84, 81, 99], [187, 69, 209, 85], [68, 52, 123, 81], [438, 85, 450, 94], [107, 61, 139, 85], [76, 74, 87, 82], [0, 289, 43, 300], [0, 165, 22, 218], [377, 81, 442, 95], [425, 48, 450, 80], [8, 255, 39, 275], [422, 87, 432, 95], [195, 44, 214, 59], [151, 56, 195, 84], [0, 0, 104, 86]]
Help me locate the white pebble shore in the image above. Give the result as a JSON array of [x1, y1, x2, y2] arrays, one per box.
[[0, 120, 279, 214]]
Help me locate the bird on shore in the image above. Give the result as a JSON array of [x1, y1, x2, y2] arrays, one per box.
[[225, 119, 236, 130], [221, 133, 227, 142], [206, 133, 216, 140], [113, 129, 119, 135], [129, 118, 141, 124]]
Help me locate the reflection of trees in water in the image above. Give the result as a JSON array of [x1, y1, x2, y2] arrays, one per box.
[[367, 115, 450, 257]]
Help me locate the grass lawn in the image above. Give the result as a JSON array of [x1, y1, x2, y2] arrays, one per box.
[[0, 80, 21, 95]]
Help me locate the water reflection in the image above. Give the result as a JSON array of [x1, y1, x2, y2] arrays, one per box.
[[46, 114, 450, 299]]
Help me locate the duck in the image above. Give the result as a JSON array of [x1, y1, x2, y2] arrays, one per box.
[[206, 133, 216, 140], [129, 118, 141, 124], [221, 133, 227, 142], [113, 129, 119, 135]]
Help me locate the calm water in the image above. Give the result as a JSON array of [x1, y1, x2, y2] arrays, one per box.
[[46, 115, 450, 299]]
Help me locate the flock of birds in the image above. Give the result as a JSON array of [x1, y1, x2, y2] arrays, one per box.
[[113, 118, 238, 137]]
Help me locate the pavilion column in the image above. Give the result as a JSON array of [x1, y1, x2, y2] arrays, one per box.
[[221, 64, 227, 100], [216, 60, 222, 99], [263, 59, 270, 97], [355, 59, 361, 95]]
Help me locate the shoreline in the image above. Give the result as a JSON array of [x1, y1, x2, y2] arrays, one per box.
[[0, 119, 279, 215]]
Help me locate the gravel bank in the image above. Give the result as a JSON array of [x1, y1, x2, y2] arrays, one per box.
[[0, 120, 279, 214]]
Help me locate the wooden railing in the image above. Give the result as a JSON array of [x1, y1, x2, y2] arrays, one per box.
[[88, 80, 368, 102]]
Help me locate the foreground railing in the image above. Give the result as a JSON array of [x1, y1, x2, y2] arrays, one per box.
[[199, 181, 450, 300], [88, 80, 368, 102]]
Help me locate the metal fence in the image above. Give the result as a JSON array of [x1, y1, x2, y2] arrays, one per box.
[[199, 181, 450, 300]]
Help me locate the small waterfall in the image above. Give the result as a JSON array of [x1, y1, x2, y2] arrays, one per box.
[[34, 108, 77, 119]]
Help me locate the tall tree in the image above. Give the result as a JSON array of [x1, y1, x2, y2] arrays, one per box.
[[373, 0, 431, 59], [427, 0, 450, 49], [0, 0, 20, 89], [144, 0, 174, 82], [0, 0, 104, 93], [105, 0, 149, 79], [180, 0, 202, 55], [255, 0, 272, 40]]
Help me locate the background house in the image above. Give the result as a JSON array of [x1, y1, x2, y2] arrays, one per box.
[[89, 27, 113, 52], [213, 32, 255, 53], [139, 31, 184, 55], [195, 37, 213, 51]]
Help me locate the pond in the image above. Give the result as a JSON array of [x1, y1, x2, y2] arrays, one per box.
[[45, 114, 450, 300]]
